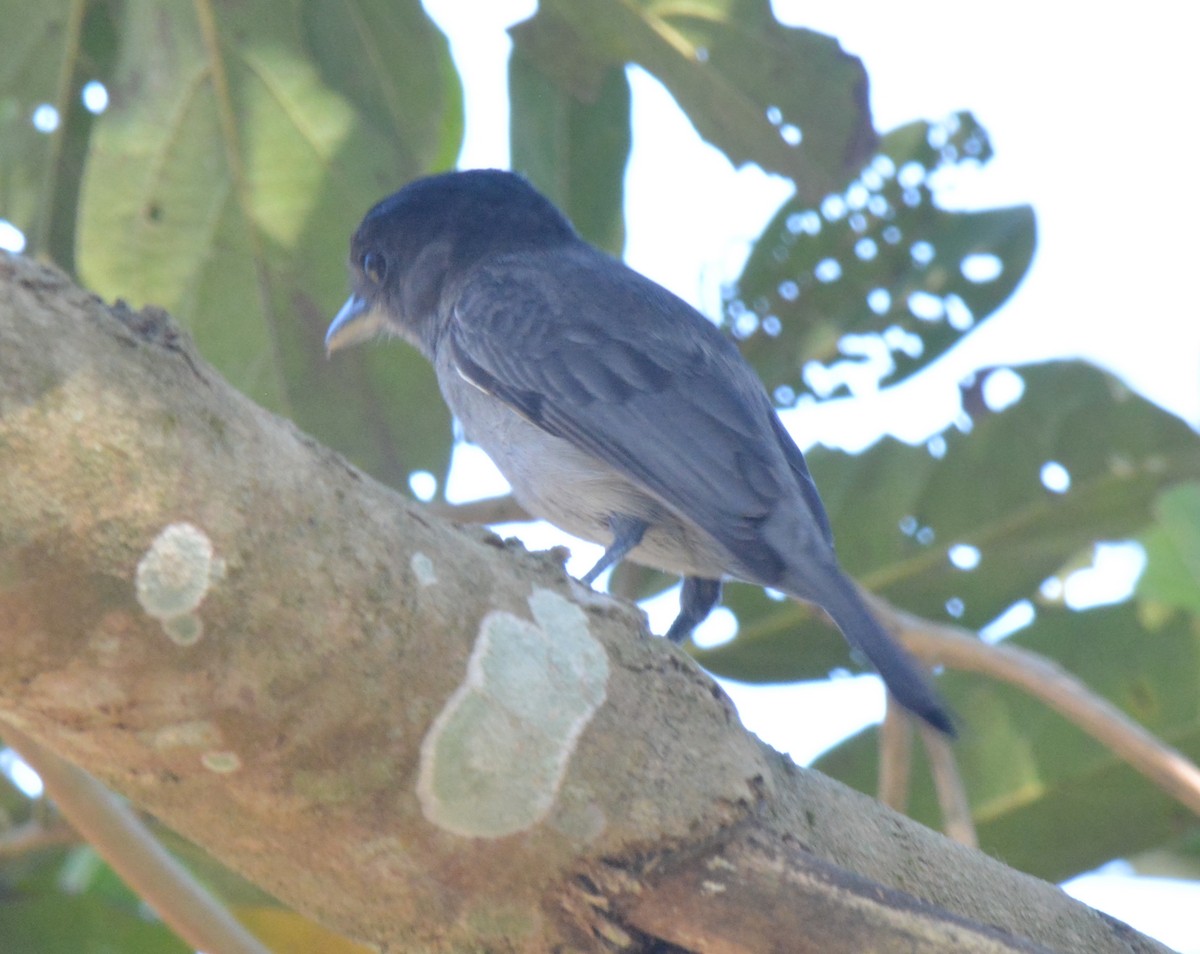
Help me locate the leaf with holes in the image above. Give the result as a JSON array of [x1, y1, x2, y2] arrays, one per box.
[[730, 113, 1036, 400], [694, 361, 1200, 683], [536, 0, 876, 203]]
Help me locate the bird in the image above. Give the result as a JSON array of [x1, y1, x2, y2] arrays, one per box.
[[325, 169, 954, 736]]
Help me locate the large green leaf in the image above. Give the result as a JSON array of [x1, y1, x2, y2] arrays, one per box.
[[695, 361, 1200, 683], [75, 0, 462, 487], [732, 113, 1036, 398], [813, 601, 1200, 882], [300, 0, 462, 176], [537, 0, 875, 203], [509, 9, 632, 254]]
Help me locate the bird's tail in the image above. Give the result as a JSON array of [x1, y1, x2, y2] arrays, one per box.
[[795, 567, 955, 736]]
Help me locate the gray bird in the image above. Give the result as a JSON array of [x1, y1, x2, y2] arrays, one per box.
[[326, 169, 953, 735]]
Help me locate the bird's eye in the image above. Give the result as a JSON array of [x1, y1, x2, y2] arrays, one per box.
[[361, 251, 388, 285]]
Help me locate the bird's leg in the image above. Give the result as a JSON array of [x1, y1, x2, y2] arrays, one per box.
[[665, 577, 723, 644], [581, 514, 648, 585]]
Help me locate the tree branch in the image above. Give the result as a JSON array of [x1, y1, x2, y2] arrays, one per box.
[[920, 724, 978, 848], [0, 252, 1172, 952], [876, 596, 1200, 818], [877, 700, 913, 812]]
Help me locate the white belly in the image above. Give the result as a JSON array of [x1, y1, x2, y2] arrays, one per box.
[[445, 374, 730, 579]]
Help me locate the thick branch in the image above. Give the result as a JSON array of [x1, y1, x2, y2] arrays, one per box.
[[607, 823, 1057, 954], [0, 253, 1171, 953]]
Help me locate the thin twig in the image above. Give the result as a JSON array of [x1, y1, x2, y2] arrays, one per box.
[[869, 597, 1200, 818], [426, 493, 529, 525], [877, 699, 913, 812], [0, 719, 272, 954], [920, 724, 978, 847]]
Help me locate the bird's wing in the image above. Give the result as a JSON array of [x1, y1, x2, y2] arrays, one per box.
[[446, 248, 833, 583]]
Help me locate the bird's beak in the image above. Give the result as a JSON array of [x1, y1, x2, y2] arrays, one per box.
[[325, 294, 386, 356]]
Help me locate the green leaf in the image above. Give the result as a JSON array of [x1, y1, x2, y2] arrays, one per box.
[[732, 113, 1037, 397], [540, 0, 876, 202], [75, 0, 462, 487], [301, 0, 463, 174], [813, 601, 1200, 882], [0, 0, 66, 247], [695, 361, 1200, 683], [1138, 482, 1200, 616], [0, 0, 117, 271], [509, 9, 632, 254], [0, 893, 190, 954], [1128, 839, 1200, 880]]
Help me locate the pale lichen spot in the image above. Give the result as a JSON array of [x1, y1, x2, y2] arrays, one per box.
[[200, 750, 241, 773], [163, 614, 203, 646], [149, 720, 221, 750], [410, 552, 437, 587], [417, 588, 609, 838], [91, 634, 122, 656], [136, 523, 217, 620]]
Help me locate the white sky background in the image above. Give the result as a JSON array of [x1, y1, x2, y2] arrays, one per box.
[[423, 1, 1200, 950]]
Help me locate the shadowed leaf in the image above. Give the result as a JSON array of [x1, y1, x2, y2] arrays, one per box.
[[509, 9, 632, 254], [814, 601, 1200, 882], [696, 361, 1200, 683], [531, 0, 875, 202], [0, 0, 117, 270]]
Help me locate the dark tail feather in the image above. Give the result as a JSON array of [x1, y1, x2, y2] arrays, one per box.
[[797, 567, 955, 736]]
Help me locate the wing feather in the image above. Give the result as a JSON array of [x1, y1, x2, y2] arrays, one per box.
[[447, 247, 828, 582]]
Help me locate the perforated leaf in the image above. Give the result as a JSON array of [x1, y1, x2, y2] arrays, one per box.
[[529, 0, 875, 202], [696, 361, 1200, 682], [731, 113, 1036, 399]]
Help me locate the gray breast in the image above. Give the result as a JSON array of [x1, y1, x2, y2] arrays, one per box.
[[438, 358, 731, 579]]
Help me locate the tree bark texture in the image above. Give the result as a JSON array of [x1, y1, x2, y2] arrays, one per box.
[[0, 252, 1171, 952]]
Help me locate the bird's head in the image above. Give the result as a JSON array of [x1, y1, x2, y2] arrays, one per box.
[[325, 169, 576, 357]]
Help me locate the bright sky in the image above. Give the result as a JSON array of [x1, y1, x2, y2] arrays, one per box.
[[423, 1, 1200, 950]]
